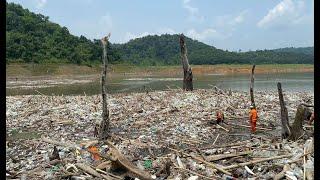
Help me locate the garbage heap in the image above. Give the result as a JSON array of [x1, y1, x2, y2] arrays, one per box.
[[6, 89, 314, 179]]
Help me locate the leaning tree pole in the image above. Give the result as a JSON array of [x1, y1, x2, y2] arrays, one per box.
[[250, 65, 256, 107], [99, 33, 111, 140], [179, 34, 193, 91]]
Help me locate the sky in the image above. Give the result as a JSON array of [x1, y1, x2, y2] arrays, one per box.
[[7, 0, 314, 51]]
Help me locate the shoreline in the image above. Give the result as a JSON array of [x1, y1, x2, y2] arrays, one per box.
[[6, 64, 314, 78]]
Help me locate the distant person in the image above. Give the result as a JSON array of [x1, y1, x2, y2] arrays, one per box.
[[249, 105, 258, 134], [216, 110, 224, 124], [309, 112, 314, 125]]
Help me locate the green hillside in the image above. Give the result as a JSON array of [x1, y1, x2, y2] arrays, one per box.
[[114, 34, 314, 65], [6, 2, 314, 66], [6, 2, 119, 65]]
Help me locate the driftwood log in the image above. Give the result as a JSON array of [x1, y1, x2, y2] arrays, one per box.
[[179, 34, 193, 91], [250, 65, 256, 107], [106, 141, 153, 180], [277, 82, 312, 141], [99, 33, 111, 140]]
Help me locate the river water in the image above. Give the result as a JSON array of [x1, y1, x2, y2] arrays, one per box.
[[6, 72, 314, 96]]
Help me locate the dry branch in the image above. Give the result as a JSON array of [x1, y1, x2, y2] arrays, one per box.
[[223, 154, 292, 170], [206, 151, 252, 162], [168, 147, 231, 175], [75, 163, 114, 179]]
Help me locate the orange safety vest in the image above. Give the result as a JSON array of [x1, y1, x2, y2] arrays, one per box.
[[250, 109, 258, 122]]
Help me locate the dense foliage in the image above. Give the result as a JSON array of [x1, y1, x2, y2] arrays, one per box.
[[6, 2, 119, 65], [6, 2, 314, 65], [114, 34, 313, 65]]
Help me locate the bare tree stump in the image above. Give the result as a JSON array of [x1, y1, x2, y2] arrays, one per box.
[[250, 65, 255, 107], [179, 34, 193, 91], [277, 82, 291, 139], [277, 82, 311, 141], [288, 104, 305, 140], [99, 33, 111, 140]]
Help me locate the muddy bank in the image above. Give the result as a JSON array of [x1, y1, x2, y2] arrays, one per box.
[[6, 89, 314, 179]]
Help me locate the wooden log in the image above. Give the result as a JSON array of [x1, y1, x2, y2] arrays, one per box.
[[223, 154, 292, 170], [206, 151, 252, 162], [99, 33, 111, 140], [168, 147, 231, 175], [96, 168, 122, 179], [75, 163, 113, 179], [250, 65, 256, 107], [179, 34, 193, 91], [105, 141, 153, 180], [277, 82, 291, 139]]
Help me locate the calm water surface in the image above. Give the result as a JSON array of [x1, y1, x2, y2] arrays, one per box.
[[6, 72, 314, 96]]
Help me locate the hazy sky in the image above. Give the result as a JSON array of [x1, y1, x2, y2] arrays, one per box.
[[7, 0, 314, 51]]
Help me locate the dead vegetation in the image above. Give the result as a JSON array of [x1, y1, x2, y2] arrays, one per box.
[[6, 88, 314, 179]]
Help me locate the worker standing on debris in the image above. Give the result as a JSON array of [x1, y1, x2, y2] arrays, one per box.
[[249, 105, 258, 133], [309, 112, 314, 125], [216, 110, 224, 124]]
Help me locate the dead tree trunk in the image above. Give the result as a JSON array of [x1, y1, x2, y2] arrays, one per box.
[[179, 34, 193, 91], [277, 82, 291, 139], [277, 82, 310, 141], [289, 104, 306, 140], [99, 33, 111, 140], [250, 65, 255, 107]]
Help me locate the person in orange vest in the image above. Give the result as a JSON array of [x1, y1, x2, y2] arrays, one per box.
[[216, 110, 224, 124], [249, 105, 258, 133]]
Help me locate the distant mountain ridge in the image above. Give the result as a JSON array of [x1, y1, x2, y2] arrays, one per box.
[[6, 2, 314, 65], [113, 35, 313, 65]]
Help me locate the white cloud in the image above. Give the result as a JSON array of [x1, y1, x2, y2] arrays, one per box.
[[215, 10, 248, 28], [35, 0, 47, 9], [257, 0, 309, 28], [186, 28, 230, 42], [120, 28, 177, 43], [182, 0, 204, 23], [230, 10, 248, 25]]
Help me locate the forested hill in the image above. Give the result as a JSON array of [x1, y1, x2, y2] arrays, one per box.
[[6, 2, 119, 65], [6, 2, 314, 65], [114, 35, 314, 65]]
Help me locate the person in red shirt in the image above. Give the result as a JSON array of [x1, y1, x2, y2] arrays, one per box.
[[216, 110, 224, 124], [309, 112, 314, 125], [249, 105, 258, 133]]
